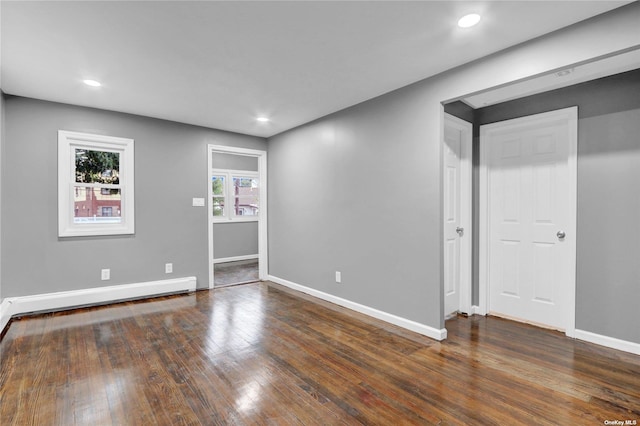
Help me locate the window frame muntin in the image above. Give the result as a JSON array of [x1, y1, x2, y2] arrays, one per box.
[[210, 168, 259, 223]]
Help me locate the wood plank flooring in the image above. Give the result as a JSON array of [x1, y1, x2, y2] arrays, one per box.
[[214, 260, 260, 288], [1, 281, 639, 425]]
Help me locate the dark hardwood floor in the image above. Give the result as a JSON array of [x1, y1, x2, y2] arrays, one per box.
[[1, 282, 639, 425], [214, 260, 260, 288]]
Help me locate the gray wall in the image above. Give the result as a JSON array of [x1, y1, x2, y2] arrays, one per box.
[[213, 222, 258, 259], [212, 152, 258, 171], [577, 109, 640, 343], [2, 96, 266, 296], [475, 69, 640, 343], [268, 82, 443, 328], [211, 152, 259, 260], [266, 2, 640, 334]]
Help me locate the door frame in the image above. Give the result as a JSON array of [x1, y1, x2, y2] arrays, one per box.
[[207, 144, 268, 289], [443, 113, 473, 315], [478, 107, 578, 337]]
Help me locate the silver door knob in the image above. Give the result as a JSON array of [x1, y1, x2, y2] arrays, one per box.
[[456, 227, 464, 235], [557, 231, 566, 239]]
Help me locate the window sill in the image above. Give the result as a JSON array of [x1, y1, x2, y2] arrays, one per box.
[[211, 217, 259, 224], [59, 224, 135, 238]]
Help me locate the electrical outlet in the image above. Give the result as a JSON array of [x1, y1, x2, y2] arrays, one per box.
[[165, 263, 173, 274], [335, 271, 342, 283], [101, 269, 110, 280]]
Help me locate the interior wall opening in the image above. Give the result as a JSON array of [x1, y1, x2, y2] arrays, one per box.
[[208, 146, 268, 289], [441, 49, 640, 342]]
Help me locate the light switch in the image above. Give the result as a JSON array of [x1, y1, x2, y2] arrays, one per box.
[[101, 269, 110, 280], [192, 197, 205, 207]]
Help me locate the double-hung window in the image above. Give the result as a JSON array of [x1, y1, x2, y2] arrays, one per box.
[[58, 130, 135, 237], [211, 169, 259, 222], [211, 175, 226, 217]]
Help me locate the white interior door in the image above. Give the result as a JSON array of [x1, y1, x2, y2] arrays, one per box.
[[480, 107, 577, 333], [443, 114, 472, 317]]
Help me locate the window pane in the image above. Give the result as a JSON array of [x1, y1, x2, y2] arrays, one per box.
[[74, 187, 122, 223], [234, 196, 259, 216], [212, 196, 225, 217], [233, 176, 258, 189], [232, 176, 259, 217], [212, 176, 225, 195], [75, 149, 120, 184]]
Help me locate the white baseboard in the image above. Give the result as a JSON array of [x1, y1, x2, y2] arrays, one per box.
[[213, 254, 259, 264], [456, 305, 480, 317], [0, 277, 197, 335], [574, 329, 640, 355], [0, 299, 13, 336], [267, 275, 447, 341]]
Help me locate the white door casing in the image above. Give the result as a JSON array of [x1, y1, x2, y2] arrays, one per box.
[[479, 107, 577, 336], [443, 114, 472, 317]]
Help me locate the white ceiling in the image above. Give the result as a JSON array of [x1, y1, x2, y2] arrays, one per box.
[[0, 1, 632, 138]]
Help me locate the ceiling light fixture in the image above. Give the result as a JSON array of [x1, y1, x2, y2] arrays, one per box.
[[555, 68, 574, 77], [458, 13, 481, 28], [256, 117, 270, 123], [83, 79, 102, 87]]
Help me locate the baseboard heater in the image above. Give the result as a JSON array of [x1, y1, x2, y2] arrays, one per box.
[[0, 276, 197, 335]]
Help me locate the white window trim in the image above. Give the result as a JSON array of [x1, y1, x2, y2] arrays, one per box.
[[211, 168, 259, 223], [58, 130, 135, 237]]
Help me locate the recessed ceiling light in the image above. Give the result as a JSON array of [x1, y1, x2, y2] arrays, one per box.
[[256, 117, 270, 123], [555, 68, 574, 77], [458, 14, 481, 28], [83, 79, 102, 87]]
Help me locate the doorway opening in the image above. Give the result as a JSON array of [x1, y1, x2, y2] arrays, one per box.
[[441, 49, 639, 334], [208, 145, 268, 289], [442, 102, 578, 335]]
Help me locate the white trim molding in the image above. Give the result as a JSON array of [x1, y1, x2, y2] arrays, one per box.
[[574, 329, 640, 356], [268, 275, 447, 341], [0, 277, 196, 335], [212, 254, 259, 264]]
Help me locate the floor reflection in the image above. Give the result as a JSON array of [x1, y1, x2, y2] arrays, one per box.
[[2, 283, 639, 425], [204, 284, 265, 357]]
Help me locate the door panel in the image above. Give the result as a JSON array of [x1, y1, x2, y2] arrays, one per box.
[[482, 108, 577, 331], [532, 242, 555, 303], [445, 239, 458, 297], [443, 123, 461, 315], [443, 114, 472, 317], [498, 240, 520, 297]]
